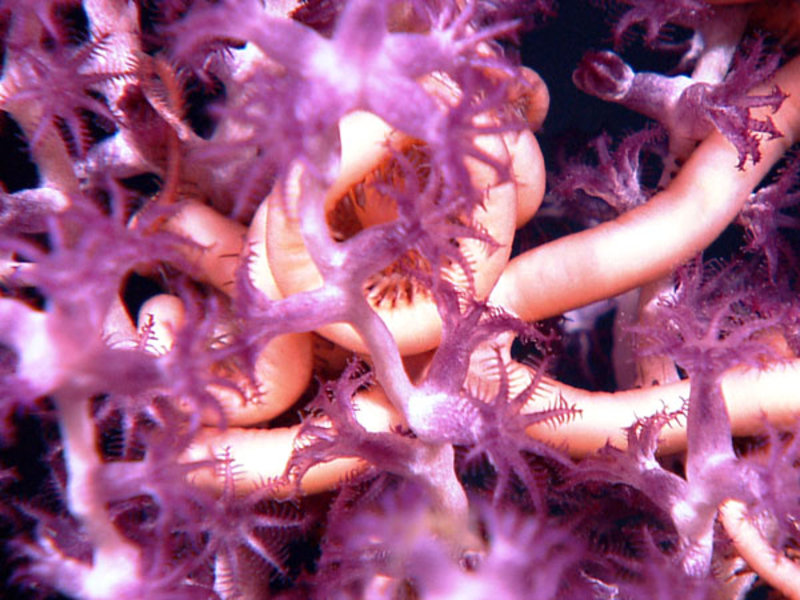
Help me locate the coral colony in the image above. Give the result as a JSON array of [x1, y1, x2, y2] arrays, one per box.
[[4, 0, 800, 598]]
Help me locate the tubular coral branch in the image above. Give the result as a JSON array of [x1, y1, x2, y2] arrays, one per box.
[[52, 392, 143, 600], [490, 55, 800, 322]]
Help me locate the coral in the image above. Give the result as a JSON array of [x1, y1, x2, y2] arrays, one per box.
[[2, 1, 800, 599]]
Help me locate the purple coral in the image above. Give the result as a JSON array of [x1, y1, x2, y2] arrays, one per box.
[[1, 2, 800, 599]]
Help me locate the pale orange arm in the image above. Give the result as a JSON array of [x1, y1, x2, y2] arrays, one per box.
[[491, 56, 800, 322]]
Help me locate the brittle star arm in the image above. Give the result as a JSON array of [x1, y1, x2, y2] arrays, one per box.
[[719, 498, 800, 600], [174, 56, 800, 493], [489, 55, 800, 322]]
